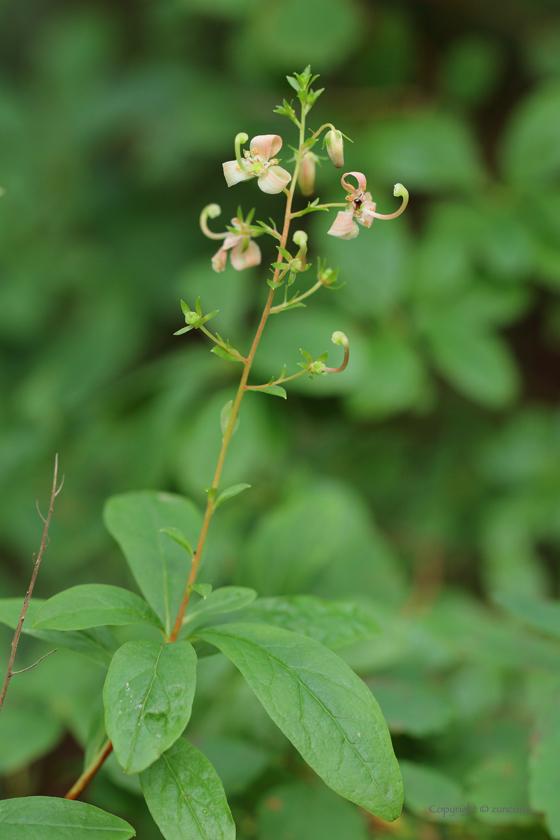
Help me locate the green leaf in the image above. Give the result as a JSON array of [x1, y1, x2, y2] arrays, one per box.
[[211, 345, 243, 363], [0, 797, 135, 839], [160, 527, 194, 557], [0, 598, 118, 668], [181, 586, 257, 636], [258, 385, 287, 399], [33, 585, 163, 632], [494, 593, 560, 639], [140, 738, 235, 840], [257, 781, 369, 840], [214, 483, 251, 508], [241, 595, 379, 649], [104, 640, 197, 774], [399, 761, 467, 823], [103, 491, 202, 637], [190, 583, 212, 598], [220, 399, 240, 439], [198, 622, 403, 821]]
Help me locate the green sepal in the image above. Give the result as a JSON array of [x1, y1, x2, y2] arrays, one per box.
[[174, 326, 194, 335]]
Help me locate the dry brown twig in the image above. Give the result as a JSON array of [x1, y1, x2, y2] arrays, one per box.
[[0, 454, 64, 713]]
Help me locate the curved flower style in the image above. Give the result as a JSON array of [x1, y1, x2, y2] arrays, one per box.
[[211, 218, 261, 273], [328, 173, 408, 239], [223, 134, 292, 195]]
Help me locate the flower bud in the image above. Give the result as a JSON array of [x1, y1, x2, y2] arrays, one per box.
[[298, 152, 316, 196], [293, 230, 308, 248], [332, 330, 348, 348], [325, 129, 344, 168]]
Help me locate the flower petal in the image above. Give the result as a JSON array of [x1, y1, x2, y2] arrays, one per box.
[[230, 239, 262, 270], [223, 232, 242, 250], [358, 201, 377, 228], [212, 246, 228, 272], [327, 211, 359, 239], [341, 171, 367, 196], [258, 165, 292, 195], [223, 160, 255, 187], [250, 135, 282, 161]]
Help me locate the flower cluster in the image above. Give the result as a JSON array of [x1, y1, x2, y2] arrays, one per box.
[[328, 173, 409, 240]]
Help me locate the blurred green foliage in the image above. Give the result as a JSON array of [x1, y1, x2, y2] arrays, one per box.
[[3, 0, 560, 837]]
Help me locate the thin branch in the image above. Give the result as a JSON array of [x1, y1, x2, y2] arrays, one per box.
[[0, 455, 62, 713], [65, 739, 114, 800], [12, 649, 57, 675]]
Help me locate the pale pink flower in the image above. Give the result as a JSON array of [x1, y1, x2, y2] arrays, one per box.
[[223, 135, 292, 195], [212, 218, 262, 273], [328, 173, 408, 239]]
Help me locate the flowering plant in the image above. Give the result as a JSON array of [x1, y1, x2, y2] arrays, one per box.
[[0, 67, 409, 840]]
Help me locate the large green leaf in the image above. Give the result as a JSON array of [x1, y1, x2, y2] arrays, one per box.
[[103, 491, 202, 636], [0, 598, 118, 668], [140, 738, 235, 840], [181, 586, 257, 636], [33, 585, 163, 632], [0, 797, 135, 839], [104, 640, 197, 774], [241, 595, 379, 649], [198, 622, 403, 821]]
